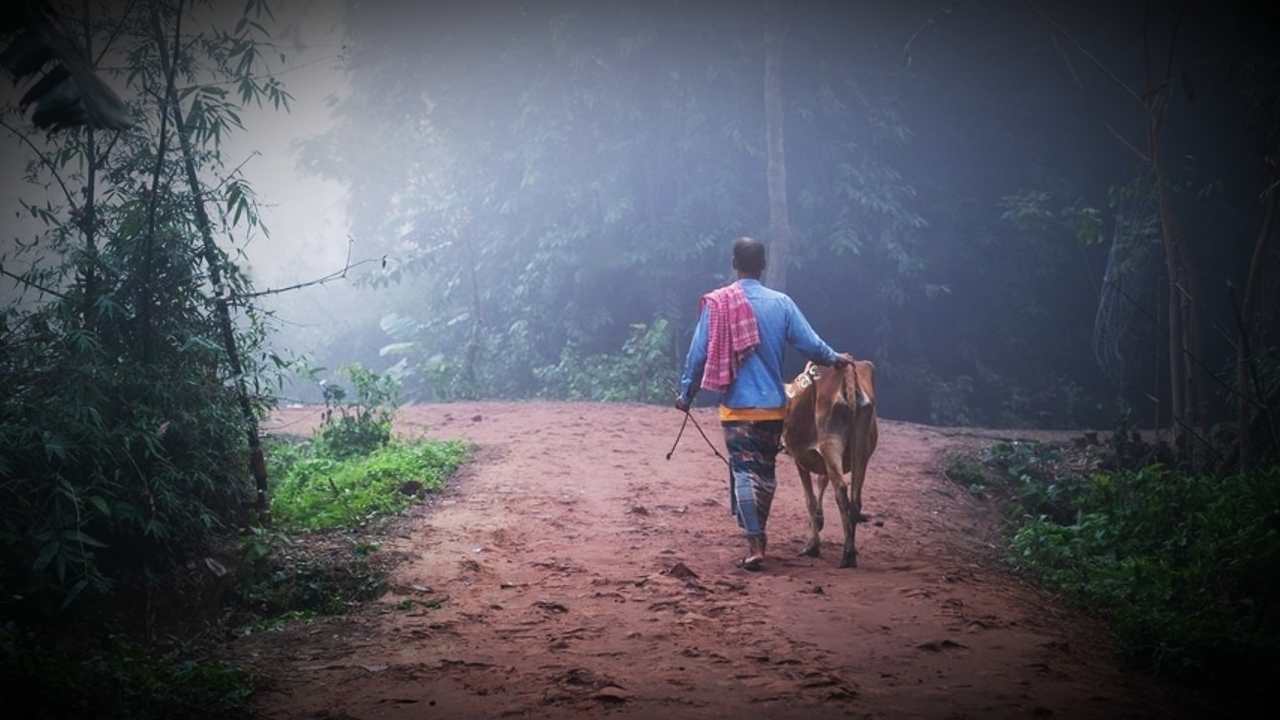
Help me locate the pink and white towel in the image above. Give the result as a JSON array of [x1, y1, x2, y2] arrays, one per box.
[[699, 282, 760, 393]]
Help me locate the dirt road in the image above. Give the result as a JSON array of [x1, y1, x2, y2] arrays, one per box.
[[244, 402, 1184, 719]]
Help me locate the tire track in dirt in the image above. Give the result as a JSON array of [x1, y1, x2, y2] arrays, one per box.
[[241, 402, 1188, 719]]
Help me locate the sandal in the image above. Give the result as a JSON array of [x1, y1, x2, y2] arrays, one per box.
[[740, 554, 764, 571]]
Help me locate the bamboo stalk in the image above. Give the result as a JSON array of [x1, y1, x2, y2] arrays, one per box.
[[151, 0, 270, 515]]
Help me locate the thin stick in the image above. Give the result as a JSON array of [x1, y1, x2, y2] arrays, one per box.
[[1049, 30, 1084, 89], [203, 151, 261, 197], [1028, 0, 1144, 105], [666, 412, 690, 460], [1104, 122, 1151, 163], [232, 236, 383, 300], [688, 410, 730, 467]]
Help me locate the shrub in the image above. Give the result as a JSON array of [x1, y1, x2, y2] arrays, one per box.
[[972, 438, 1280, 686], [535, 319, 676, 403], [0, 301, 269, 613], [942, 452, 989, 497], [315, 363, 401, 459], [985, 440, 1090, 524]]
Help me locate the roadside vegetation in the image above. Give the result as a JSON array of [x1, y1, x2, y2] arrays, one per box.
[[268, 365, 466, 531], [3, 352, 464, 719], [0, 1, 472, 714], [944, 425, 1280, 691]]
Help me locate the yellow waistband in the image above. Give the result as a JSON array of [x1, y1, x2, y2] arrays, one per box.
[[719, 405, 787, 422]]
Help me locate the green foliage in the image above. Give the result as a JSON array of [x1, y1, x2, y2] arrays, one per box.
[[0, 0, 291, 611], [0, 308, 265, 608], [268, 439, 467, 531], [534, 319, 676, 403], [942, 452, 989, 497], [0, 626, 253, 720], [966, 439, 1280, 684], [265, 363, 463, 531], [986, 441, 1089, 524], [315, 363, 401, 458], [1010, 466, 1280, 682]]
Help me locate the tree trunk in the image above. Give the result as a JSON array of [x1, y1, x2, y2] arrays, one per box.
[[1235, 187, 1278, 469], [464, 229, 483, 387], [141, 1, 181, 366], [763, 23, 791, 291], [1149, 86, 1201, 460], [153, 1, 269, 514], [79, 0, 96, 327], [1154, 158, 1199, 456]]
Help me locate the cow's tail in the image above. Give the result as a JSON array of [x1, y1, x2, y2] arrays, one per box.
[[844, 362, 872, 410]]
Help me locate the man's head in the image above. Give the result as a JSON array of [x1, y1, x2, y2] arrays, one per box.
[[732, 236, 766, 279]]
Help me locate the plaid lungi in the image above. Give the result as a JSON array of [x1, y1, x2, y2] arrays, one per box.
[[723, 420, 784, 539]]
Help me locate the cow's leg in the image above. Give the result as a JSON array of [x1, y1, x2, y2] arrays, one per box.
[[848, 446, 873, 546], [860, 419, 877, 511], [815, 472, 828, 530], [797, 465, 822, 557], [821, 445, 857, 568]]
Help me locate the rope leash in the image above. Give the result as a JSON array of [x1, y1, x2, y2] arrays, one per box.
[[666, 408, 730, 467]]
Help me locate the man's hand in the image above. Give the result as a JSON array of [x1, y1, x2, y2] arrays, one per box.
[[833, 352, 856, 368], [675, 395, 691, 413]]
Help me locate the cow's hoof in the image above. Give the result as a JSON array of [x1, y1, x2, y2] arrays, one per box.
[[799, 543, 820, 558], [839, 552, 858, 569]]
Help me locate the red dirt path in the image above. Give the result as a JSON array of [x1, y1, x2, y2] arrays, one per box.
[[241, 402, 1189, 720]]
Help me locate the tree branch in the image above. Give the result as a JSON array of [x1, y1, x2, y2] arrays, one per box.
[[94, 0, 141, 66], [0, 117, 80, 212], [1028, 0, 1144, 105], [232, 236, 385, 300], [903, 3, 954, 68], [1049, 30, 1084, 89], [0, 265, 70, 300], [1104, 121, 1152, 163], [203, 151, 261, 197]]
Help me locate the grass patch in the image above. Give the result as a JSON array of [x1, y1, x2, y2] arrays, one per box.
[[267, 438, 467, 530]]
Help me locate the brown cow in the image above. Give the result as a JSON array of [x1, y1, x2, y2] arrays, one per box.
[[783, 360, 878, 568]]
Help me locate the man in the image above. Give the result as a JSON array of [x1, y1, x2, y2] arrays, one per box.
[[676, 236, 853, 571]]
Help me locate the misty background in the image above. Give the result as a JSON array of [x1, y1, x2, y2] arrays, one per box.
[[4, 0, 1275, 430]]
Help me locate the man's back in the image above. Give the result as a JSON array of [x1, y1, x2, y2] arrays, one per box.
[[679, 278, 838, 414]]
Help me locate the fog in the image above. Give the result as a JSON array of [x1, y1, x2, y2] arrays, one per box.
[[3, 0, 1276, 429]]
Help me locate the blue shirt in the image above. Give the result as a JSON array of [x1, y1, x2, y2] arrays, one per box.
[[679, 279, 839, 409]]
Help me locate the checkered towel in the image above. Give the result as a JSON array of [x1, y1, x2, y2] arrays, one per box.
[[699, 281, 760, 394]]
